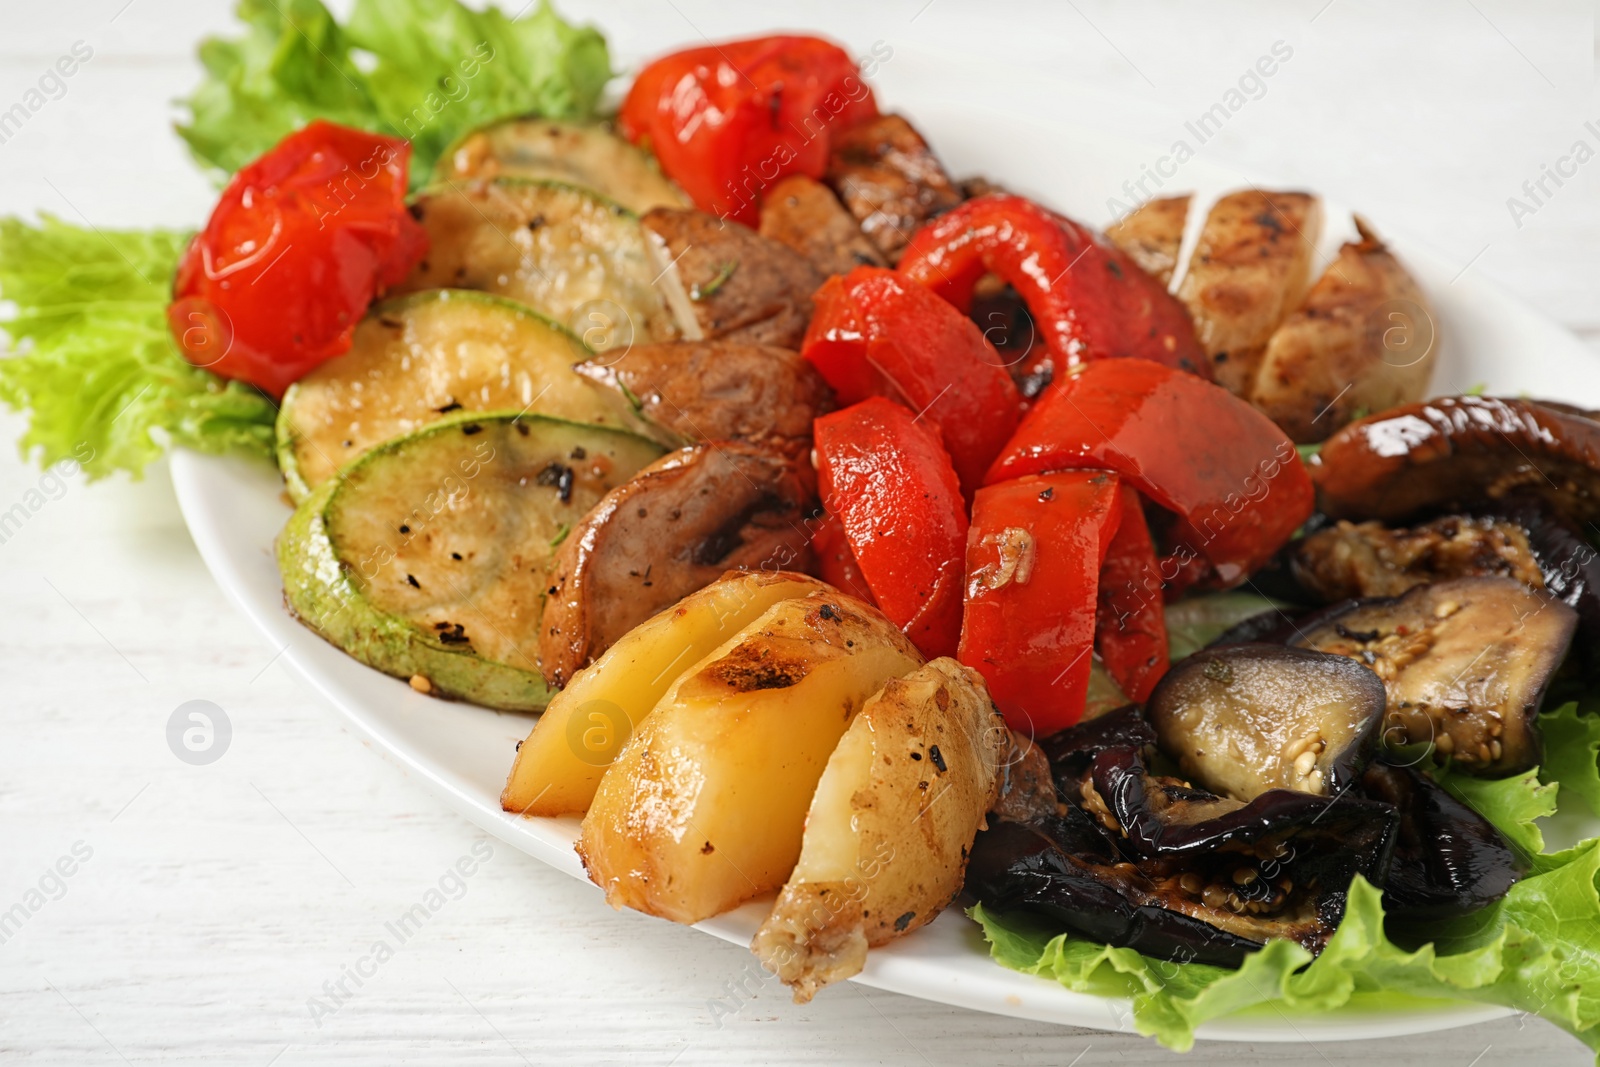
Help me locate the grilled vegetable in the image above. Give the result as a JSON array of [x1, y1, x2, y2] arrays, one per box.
[[435, 119, 689, 213], [752, 658, 1004, 1002], [639, 207, 824, 349], [1176, 190, 1322, 395], [396, 178, 678, 351], [538, 440, 818, 689], [825, 113, 962, 263], [502, 571, 826, 817], [1292, 515, 1546, 603], [578, 591, 923, 924], [1105, 194, 1190, 287], [1312, 396, 1600, 525], [276, 290, 627, 501], [278, 412, 662, 710], [1145, 644, 1387, 801], [1291, 576, 1577, 775], [1361, 762, 1523, 924], [1250, 219, 1436, 442], [758, 174, 886, 278], [574, 341, 833, 449]]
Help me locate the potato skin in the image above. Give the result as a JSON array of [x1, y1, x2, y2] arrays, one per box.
[[1105, 194, 1190, 287], [538, 440, 817, 688], [751, 658, 1005, 1002], [1177, 190, 1323, 395], [1249, 219, 1437, 443]]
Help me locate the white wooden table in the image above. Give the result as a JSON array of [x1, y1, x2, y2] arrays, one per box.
[[2, 2, 1596, 1063]]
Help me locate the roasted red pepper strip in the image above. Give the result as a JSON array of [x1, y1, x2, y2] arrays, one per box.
[[169, 120, 427, 398], [802, 267, 1022, 494], [811, 511, 876, 605], [814, 397, 967, 658], [898, 193, 1206, 393], [620, 36, 878, 226], [1095, 486, 1169, 702], [960, 470, 1123, 736], [987, 358, 1310, 585]]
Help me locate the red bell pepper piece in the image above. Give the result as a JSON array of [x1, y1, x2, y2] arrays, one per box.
[[1095, 486, 1169, 702], [801, 267, 1022, 494], [619, 36, 878, 226], [987, 358, 1310, 585], [897, 193, 1206, 394], [814, 397, 968, 658], [811, 511, 876, 606], [960, 470, 1123, 736]]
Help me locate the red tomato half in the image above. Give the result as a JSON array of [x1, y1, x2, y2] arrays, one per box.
[[802, 267, 1022, 495], [814, 397, 967, 659], [169, 120, 427, 397], [620, 35, 878, 226], [960, 470, 1123, 736]]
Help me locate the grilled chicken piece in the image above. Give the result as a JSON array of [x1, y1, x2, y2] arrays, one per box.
[[1177, 190, 1322, 395], [538, 441, 817, 688], [575, 341, 834, 448], [1293, 516, 1546, 603], [1106, 195, 1191, 288], [758, 175, 886, 278], [642, 208, 824, 350], [826, 114, 962, 263]]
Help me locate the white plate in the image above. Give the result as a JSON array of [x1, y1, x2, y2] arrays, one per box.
[[171, 93, 1600, 1043]]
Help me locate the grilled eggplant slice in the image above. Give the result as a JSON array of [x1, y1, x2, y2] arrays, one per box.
[[396, 178, 679, 352], [278, 412, 663, 710], [1146, 644, 1386, 801], [639, 208, 824, 349], [538, 440, 817, 689], [826, 113, 962, 263], [276, 290, 631, 501], [1312, 396, 1600, 525], [574, 341, 834, 449], [1361, 762, 1523, 924], [1291, 576, 1577, 775], [1292, 515, 1547, 603], [434, 119, 689, 213]]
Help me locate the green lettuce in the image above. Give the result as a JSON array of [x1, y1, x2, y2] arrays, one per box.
[[972, 701, 1600, 1057], [0, 216, 277, 479], [176, 0, 611, 186]]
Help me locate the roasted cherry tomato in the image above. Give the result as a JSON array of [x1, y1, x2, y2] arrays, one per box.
[[169, 120, 427, 398], [802, 267, 1022, 494], [814, 397, 967, 658], [620, 35, 878, 226], [960, 470, 1123, 736], [987, 358, 1310, 585], [1095, 485, 1169, 702], [898, 194, 1206, 394]]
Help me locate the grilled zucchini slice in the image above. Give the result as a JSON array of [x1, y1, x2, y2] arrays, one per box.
[[278, 412, 663, 710]]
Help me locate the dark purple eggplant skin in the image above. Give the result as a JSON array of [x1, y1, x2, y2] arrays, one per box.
[[1476, 495, 1600, 677], [1361, 762, 1524, 924]]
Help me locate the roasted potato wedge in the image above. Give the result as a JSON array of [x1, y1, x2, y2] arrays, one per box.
[[578, 592, 925, 924], [758, 175, 886, 278], [826, 114, 962, 263], [538, 440, 818, 688], [1177, 190, 1323, 395], [1249, 219, 1437, 442], [502, 570, 826, 817], [641, 208, 824, 349], [575, 341, 834, 448], [1105, 194, 1190, 287], [752, 658, 1005, 1001]]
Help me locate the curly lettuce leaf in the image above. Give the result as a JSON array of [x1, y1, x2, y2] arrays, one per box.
[[176, 0, 611, 186], [0, 216, 276, 479]]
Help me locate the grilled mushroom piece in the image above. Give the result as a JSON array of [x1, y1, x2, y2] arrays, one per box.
[[968, 707, 1397, 966], [1145, 644, 1387, 801], [538, 441, 817, 688], [1360, 762, 1523, 924], [1312, 396, 1600, 526], [1290, 576, 1577, 776], [825, 113, 963, 264]]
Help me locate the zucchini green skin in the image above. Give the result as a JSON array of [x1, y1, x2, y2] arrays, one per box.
[[277, 410, 663, 711]]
